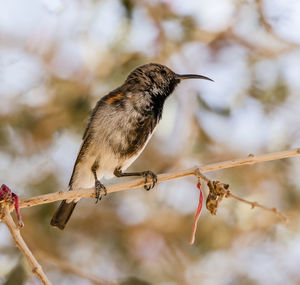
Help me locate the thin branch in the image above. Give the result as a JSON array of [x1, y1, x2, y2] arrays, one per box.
[[1, 205, 52, 285], [189, 177, 287, 243], [19, 148, 300, 208], [228, 192, 288, 222], [203, 178, 288, 221]]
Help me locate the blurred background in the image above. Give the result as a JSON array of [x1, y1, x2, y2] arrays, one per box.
[[1, 0, 300, 284]]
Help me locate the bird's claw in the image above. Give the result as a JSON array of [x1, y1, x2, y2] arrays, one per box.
[[95, 180, 107, 203], [143, 171, 157, 191]]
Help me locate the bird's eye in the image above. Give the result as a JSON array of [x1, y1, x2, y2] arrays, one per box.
[[161, 69, 167, 76]]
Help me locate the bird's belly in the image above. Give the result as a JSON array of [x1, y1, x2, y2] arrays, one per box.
[[71, 146, 118, 189]]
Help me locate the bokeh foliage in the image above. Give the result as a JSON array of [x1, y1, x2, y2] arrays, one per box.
[[1, 0, 300, 284]]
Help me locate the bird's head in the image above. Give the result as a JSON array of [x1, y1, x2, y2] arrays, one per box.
[[125, 63, 213, 99]]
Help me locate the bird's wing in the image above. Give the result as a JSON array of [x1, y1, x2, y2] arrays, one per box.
[[82, 88, 123, 141], [68, 133, 92, 188], [82, 100, 102, 141]]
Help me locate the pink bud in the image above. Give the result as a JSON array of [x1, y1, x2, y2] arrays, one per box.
[[0, 184, 11, 200], [12, 193, 24, 227], [0, 184, 23, 227]]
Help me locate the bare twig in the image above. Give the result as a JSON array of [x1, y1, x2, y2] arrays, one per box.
[[228, 192, 288, 222], [0, 205, 52, 285], [19, 148, 300, 208], [189, 176, 287, 243], [203, 178, 287, 222]]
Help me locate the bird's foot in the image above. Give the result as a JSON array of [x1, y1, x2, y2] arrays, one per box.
[[143, 171, 157, 191], [95, 180, 107, 203]]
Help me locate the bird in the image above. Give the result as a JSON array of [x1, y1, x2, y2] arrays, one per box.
[[50, 63, 213, 230]]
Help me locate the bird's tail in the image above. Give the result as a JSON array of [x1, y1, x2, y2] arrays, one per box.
[[50, 200, 77, 230]]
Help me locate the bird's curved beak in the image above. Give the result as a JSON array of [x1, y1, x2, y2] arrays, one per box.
[[176, 74, 214, 82]]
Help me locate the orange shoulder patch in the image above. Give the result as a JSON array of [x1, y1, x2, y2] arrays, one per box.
[[106, 93, 123, 103]]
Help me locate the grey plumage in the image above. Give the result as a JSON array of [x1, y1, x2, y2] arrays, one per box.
[[50, 63, 213, 230]]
